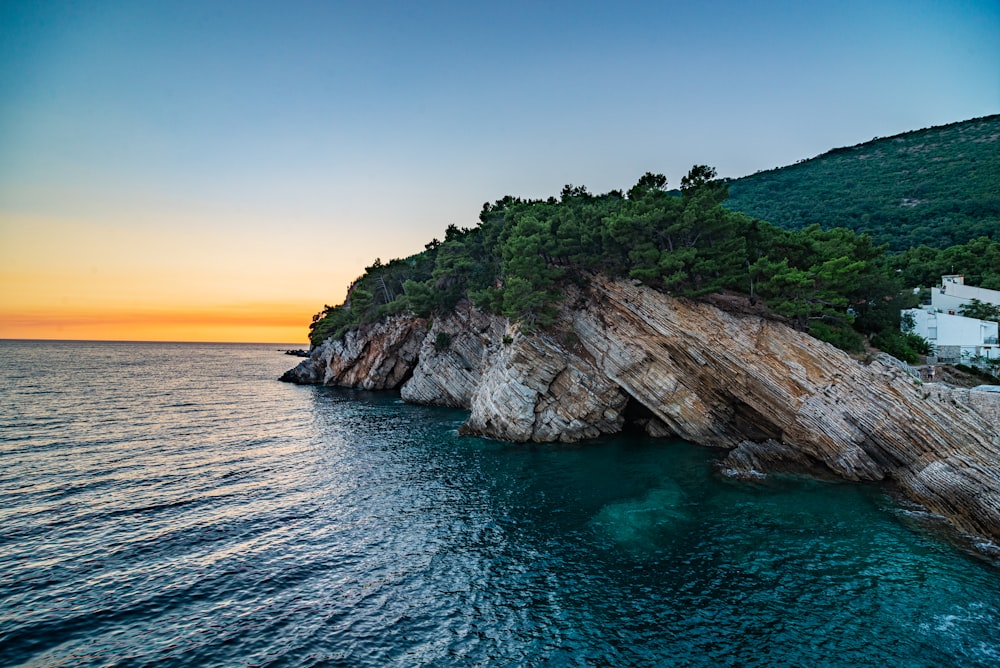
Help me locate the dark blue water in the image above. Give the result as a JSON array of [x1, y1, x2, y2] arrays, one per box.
[[1, 340, 998, 667]]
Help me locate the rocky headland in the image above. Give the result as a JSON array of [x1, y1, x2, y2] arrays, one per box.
[[282, 275, 1000, 548]]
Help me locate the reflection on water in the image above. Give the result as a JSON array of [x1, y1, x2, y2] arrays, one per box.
[[1, 340, 998, 667]]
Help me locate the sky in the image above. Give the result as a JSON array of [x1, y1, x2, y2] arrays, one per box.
[[1, 1, 997, 343]]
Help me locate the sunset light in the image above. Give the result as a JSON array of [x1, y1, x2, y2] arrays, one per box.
[[1, 1, 996, 343], [4, 2, 999, 666]]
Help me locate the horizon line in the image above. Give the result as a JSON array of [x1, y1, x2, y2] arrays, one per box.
[[0, 337, 310, 346]]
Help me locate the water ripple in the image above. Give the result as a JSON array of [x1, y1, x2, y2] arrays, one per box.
[[1, 341, 998, 667]]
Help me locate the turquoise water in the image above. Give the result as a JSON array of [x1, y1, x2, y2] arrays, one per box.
[[1, 340, 998, 667]]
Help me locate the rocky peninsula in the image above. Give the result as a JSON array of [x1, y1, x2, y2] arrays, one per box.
[[283, 275, 1000, 550]]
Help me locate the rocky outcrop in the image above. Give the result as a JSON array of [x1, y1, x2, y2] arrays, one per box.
[[283, 276, 1000, 546], [281, 315, 427, 390], [400, 302, 506, 407], [279, 346, 326, 384], [575, 278, 1000, 543], [460, 329, 628, 442]]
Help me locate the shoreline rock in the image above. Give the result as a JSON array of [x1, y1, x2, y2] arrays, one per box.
[[282, 276, 1000, 547]]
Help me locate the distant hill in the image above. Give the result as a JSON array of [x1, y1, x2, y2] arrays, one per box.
[[724, 115, 1000, 251]]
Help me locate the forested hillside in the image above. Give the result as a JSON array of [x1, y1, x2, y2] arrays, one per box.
[[309, 119, 1000, 366], [311, 168, 907, 356], [725, 115, 1000, 250]]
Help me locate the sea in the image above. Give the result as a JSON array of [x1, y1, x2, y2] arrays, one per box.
[[1, 339, 998, 667]]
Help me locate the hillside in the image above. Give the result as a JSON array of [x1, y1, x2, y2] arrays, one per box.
[[725, 115, 1000, 251], [304, 125, 1000, 366], [306, 170, 904, 356]]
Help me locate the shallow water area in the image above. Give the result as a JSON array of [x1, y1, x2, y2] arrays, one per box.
[[1, 340, 998, 667]]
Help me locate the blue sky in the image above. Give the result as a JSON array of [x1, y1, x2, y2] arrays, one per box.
[[1, 0, 998, 341]]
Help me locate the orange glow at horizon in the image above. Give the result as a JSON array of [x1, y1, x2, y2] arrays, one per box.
[[0, 211, 386, 344], [0, 303, 317, 343]]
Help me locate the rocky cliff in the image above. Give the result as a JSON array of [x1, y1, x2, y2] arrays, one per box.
[[282, 276, 1000, 548]]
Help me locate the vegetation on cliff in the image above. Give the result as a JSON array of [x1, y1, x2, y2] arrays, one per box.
[[310, 118, 999, 361], [310, 166, 922, 355], [724, 115, 1000, 251]]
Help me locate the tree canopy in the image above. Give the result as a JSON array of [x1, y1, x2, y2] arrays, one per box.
[[724, 115, 1000, 251], [310, 164, 996, 358]]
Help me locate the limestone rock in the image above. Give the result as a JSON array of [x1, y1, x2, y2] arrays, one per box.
[[281, 315, 427, 390], [279, 346, 326, 384], [578, 277, 1000, 542], [719, 439, 820, 479], [282, 275, 1000, 544], [460, 328, 627, 442], [400, 302, 506, 408]]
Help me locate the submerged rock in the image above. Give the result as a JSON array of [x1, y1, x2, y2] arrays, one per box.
[[590, 483, 690, 554]]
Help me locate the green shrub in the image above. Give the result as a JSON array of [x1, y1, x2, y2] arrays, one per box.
[[871, 330, 931, 364], [809, 321, 865, 353]]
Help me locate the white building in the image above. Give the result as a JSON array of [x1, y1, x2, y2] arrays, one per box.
[[933, 274, 1000, 314], [902, 275, 1000, 364]]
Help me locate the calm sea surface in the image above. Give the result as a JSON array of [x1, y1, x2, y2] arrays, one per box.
[[1, 340, 998, 667]]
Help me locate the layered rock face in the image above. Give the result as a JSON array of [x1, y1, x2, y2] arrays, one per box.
[[399, 301, 505, 408], [280, 315, 426, 389], [282, 277, 1000, 545], [460, 327, 628, 442], [576, 279, 1000, 544]]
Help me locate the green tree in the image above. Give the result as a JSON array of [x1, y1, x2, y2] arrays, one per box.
[[680, 164, 729, 205], [497, 214, 564, 327], [752, 226, 886, 336], [959, 299, 1000, 322], [627, 171, 668, 200]]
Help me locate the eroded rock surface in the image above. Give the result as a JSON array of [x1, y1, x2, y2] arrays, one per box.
[[460, 329, 627, 442], [577, 278, 1000, 543], [281, 315, 427, 390], [400, 302, 506, 408], [283, 276, 1000, 544]]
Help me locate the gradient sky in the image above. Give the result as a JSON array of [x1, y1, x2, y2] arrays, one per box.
[[1, 1, 998, 343]]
